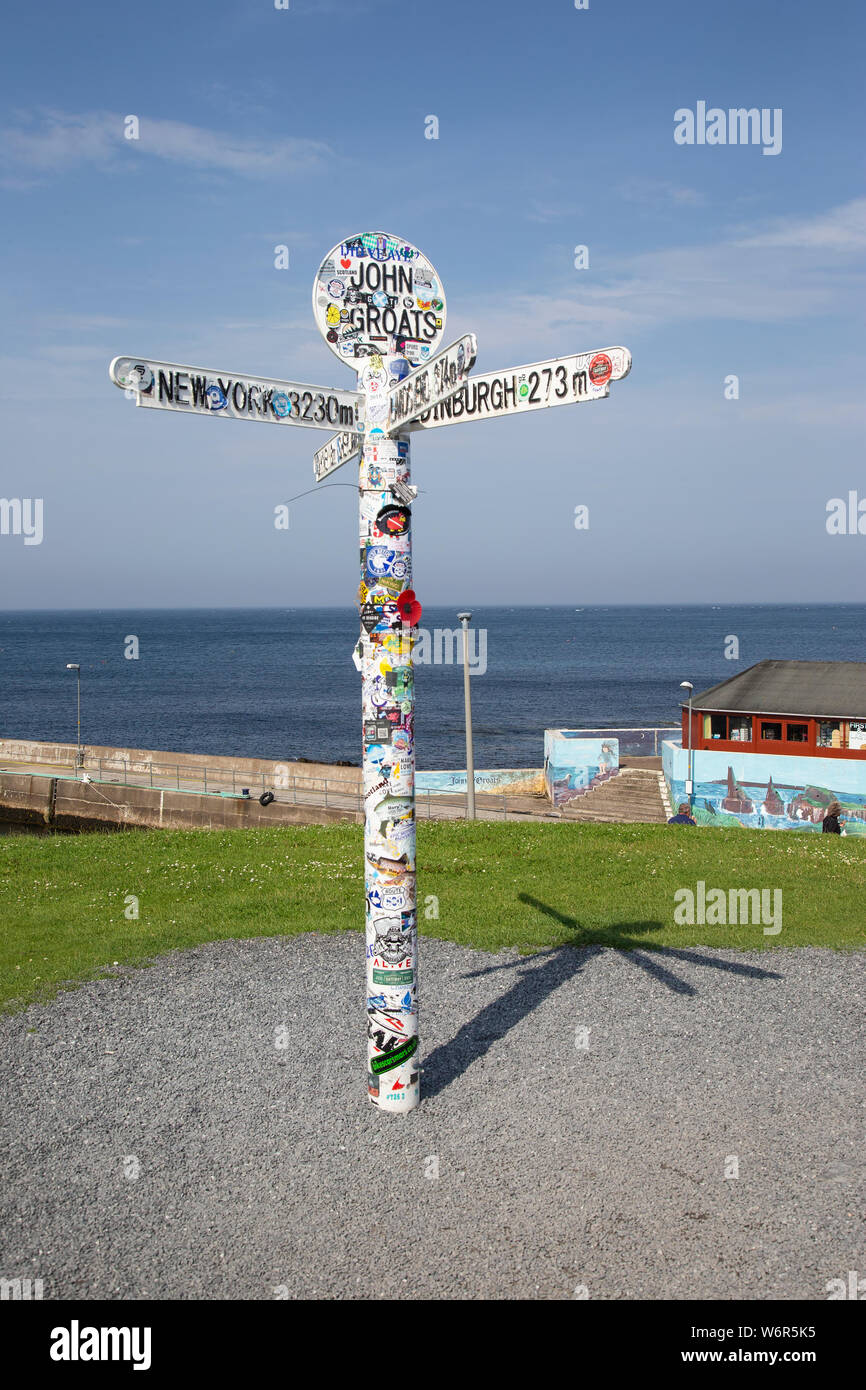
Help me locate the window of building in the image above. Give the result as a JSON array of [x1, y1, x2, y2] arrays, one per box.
[[709, 714, 727, 740], [761, 721, 783, 741], [849, 722, 866, 751], [729, 716, 752, 742], [785, 723, 809, 743], [817, 721, 842, 748]]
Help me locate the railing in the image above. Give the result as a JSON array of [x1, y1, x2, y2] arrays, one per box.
[[562, 727, 680, 757], [1, 754, 551, 823]]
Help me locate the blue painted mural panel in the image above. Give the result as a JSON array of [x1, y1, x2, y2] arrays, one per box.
[[544, 732, 619, 808], [663, 740, 866, 833]]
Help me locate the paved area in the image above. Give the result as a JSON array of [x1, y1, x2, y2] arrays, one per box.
[[1, 935, 863, 1300]]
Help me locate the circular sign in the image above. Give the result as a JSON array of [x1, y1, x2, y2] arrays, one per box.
[[313, 232, 447, 367], [588, 352, 613, 387], [113, 359, 153, 392]]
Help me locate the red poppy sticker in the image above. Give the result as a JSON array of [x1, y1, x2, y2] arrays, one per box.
[[588, 353, 612, 386], [396, 589, 422, 626]]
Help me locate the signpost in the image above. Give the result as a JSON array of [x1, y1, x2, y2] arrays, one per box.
[[408, 347, 631, 430], [387, 333, 477, 432], [108, 228, 631, 1115], [109, 356, 361, 431], [313, 430, 362, 483]]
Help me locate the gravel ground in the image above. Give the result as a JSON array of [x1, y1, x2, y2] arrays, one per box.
[[1, 934, 863, 1301]]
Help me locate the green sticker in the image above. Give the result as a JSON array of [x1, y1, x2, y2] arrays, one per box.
[[370, 1036, 419, 1075], [372, 968, 414, 985]]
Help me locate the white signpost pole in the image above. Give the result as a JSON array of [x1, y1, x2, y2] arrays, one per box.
[[312, 231, 452, 1113], [357, 413, 420, 1111], [109, 227, 631, 1116]]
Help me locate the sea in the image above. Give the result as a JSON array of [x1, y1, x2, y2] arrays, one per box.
[[1, 605, 863, 770]]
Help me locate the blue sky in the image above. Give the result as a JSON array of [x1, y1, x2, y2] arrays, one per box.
[[1, 0, 864, 607]]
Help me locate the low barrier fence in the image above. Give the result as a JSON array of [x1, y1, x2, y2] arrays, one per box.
[[1, 756, 552, 823], [565, 727, 680, 757]]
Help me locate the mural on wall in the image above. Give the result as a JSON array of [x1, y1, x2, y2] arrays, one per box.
[[417, 769, 544, 797], [544, 733, 619, 808], [663, 741, 866, 833]]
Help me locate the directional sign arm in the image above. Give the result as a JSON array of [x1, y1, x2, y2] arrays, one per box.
[[407, 346, 631, 430], [387, 333, 477, 432], [313, 430, 363, 482], [109, 356, 362, 432]]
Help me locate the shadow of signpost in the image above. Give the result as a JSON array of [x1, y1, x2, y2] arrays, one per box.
[[420, 894, 783, 1100]]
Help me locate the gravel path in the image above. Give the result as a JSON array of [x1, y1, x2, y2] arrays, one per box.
[[1, 935, 863, 1300]]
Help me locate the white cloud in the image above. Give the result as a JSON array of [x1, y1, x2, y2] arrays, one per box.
[[0, 109, 333, 182], [454, 198, 866, 361], [733, 198, 866, 252], [618, 178, 707, 207]]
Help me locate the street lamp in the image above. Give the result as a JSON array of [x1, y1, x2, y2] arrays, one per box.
[[679, 680, 694, 805], [66, 664, 82, 769], [457, 612, 475, 821]]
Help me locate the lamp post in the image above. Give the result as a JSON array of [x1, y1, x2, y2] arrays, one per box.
[[66, 664, 82, 769], [680, 680, 694, 805], [457, 612, 475, 821]]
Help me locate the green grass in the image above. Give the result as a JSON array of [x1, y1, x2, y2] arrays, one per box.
[[1, 821, 863, 1011]]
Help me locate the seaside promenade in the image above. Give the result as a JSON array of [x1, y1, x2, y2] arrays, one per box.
[[0, 743, 556, 832]]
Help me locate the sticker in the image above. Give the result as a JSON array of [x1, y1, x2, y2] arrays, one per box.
[[366, 851, 411, 876], [368, 1072, 380, 1099], [364, 719, 394, 745], [375, 505, 410, 537], [369, 913, 415, 962], [372, 968, 414, 985], [328, 278, 345, 298], [360, 603, 384, 633], [367, 1007, 409, 1038], [369, 1036, 419, 1075], [366, 545, 398, 578], [114, 360, 154, 391], [368, 883, 413, 912], [271, 392, 291, 417], [588, 352, 612, 386], [326, 305, 341, 326], [367, 990, 415, 1014], [372, 793, 414, 836]]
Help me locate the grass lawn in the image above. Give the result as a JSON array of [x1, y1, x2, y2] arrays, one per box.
[[1, 820, 863, 1011]]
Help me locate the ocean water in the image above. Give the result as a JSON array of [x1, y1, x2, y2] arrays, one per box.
[[0, 605, 863, 770]]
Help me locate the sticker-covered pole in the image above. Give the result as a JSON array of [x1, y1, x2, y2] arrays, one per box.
[[313, 230, 448, 1113], [358, 361, 420, 1113]]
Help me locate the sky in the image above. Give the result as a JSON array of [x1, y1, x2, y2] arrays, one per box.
[[0, 0, 864, 608]]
